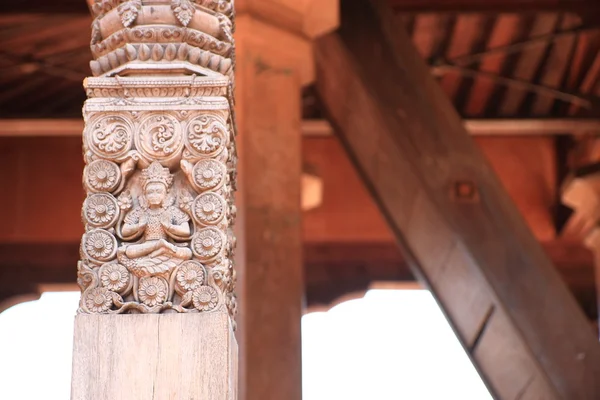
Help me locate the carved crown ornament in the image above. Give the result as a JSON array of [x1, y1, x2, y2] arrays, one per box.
[[78, 0, 237, 323], [87, 0, 234, 79]]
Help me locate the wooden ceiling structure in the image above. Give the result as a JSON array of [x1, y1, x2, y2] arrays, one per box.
[[1, 1, 600, 396], [0, 2, 600, 298]]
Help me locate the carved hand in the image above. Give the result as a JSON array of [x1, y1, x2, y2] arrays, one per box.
[[139, 215, 148, 229], [160, 219, 174, 232]]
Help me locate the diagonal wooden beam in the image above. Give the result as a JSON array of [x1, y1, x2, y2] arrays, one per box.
[[314, 1, 600, 399]]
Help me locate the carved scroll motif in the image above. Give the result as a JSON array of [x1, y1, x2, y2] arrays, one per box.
[[78, 0, 236, 322]]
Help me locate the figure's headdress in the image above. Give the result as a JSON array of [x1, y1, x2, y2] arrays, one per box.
[[141, 161, 173, 189]]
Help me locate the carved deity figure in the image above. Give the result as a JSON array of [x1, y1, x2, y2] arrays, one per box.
[[117, 161, 193, 277]]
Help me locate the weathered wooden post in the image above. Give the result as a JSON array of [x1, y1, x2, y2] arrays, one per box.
[[71, 1, 238, 398], [232, 2, 338, 399]]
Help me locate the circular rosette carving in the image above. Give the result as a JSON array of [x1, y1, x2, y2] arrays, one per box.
[[136, 114, 183, 161], [192, 286, 219, 312], [84, 159, 121, 192], [86, 115, 133, 159], [193, 159, 226, 191], [192, 227, 226, 261], [99, 263, 130, 293], [185, 115, 227, 157], [138, 276, 168, 307], [82, 229, 118, 263], [84, 287, 113, 313], [175, 260, 207, 294], [192, 192, 226, 225], [83, 193, 119, 229]]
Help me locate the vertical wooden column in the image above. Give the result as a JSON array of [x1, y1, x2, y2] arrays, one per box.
[[71, 1, 238, 399], [233, 4, 338, 400]]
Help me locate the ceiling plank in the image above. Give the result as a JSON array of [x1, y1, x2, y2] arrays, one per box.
[[438, 14, 488, 104], [463, 14, 522, 116], [530, 15, 581, 115], [500, 13, 560, 115], [0, 1, 88, 14], [2, 0, 599, 14], [5, 118, 600, 138], [314, 0, 600, 398], [390, 0, 600, 14]]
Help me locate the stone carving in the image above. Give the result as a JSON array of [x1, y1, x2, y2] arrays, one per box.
[[78, 0, 236, 320]]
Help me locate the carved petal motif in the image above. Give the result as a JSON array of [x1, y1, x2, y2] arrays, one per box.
[[84, 287, 113, 313], [84, 193, 120, 229], [91, 20, 103, 45], [175, 260, 206, 293], [99, 262, 130, 293], [172, 0, 195, 27], [82, 229, 118, 263], [192, 286, 218, 312], [138, 276, 168, 307], [84, 159, 121, 193], [193, 159, 226, 190], [192, 227, 225, 261], [118, 0, 142, 28], [192, 192, 226, 225]]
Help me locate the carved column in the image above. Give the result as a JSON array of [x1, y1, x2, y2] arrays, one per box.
[[71, 1, 238, 398], [233, 3, 338, 400]]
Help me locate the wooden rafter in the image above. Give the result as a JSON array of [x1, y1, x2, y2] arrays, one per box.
[[441, 24, 599, 67], [0, 0, 88, 14], [433, 64, 595, 108], [5, 118, 600, 138], [0, 239, 595, 317], [315, 0, 600, 398], [390, 0, 600, 14], [304, 241, 598, 314]]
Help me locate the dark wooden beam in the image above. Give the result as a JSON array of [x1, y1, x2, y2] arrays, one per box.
[[314, 0, 600, 398], [5, 118, 600, 138], [304, 241, 598, 317], [1, 0, 598, 15], [390, 0, 600, 14], [0, 1, 88, 14], [0, 240, 595, 319]]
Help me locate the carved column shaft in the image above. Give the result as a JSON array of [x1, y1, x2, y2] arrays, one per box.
[[72, 1, 238, 398], [78, 0, 236, 319]]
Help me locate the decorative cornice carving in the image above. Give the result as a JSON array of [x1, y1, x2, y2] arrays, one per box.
[[90, 44, 232, 77]]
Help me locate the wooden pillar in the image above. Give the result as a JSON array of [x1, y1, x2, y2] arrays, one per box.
[[71, 1, 238, 398], [233, 3, 338, 400]]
